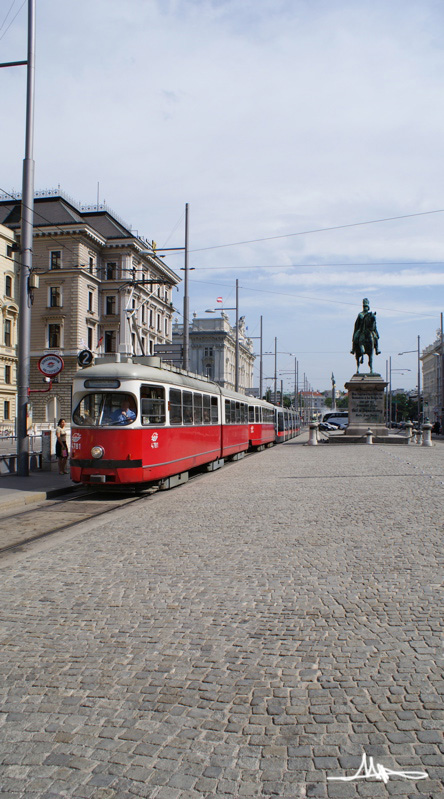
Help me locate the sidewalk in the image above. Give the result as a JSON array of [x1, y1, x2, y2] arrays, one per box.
[[0, 467, 78, 513]]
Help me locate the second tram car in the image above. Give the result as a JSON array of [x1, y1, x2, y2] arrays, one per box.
[[70, 356, 300, 488]]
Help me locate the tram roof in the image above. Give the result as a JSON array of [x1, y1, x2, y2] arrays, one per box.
[[73, 356, 275, 408]]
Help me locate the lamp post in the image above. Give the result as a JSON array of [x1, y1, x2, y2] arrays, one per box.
[[206, 279, 239, 391], [398, 335, 421, 423], [263, 347, 295, 405], [248, 315, 263, 398], [0, 0, 36, 476], [388, 365, 411, 426]]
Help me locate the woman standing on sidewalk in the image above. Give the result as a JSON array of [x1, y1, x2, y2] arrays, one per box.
[[55, 419, 69, 475]]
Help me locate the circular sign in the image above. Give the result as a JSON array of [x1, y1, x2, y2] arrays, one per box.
[[38, 354, 64, 377], [78, 349, 94, 367]]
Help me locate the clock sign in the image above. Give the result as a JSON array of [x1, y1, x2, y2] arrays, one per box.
[[38, 354, 64, 377]]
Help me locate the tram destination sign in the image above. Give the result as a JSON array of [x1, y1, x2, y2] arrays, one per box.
[[38, 354, 64, 377]]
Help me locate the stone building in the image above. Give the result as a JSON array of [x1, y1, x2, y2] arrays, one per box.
[[161, 313, 255, 393], [0, 190, 180, 425], [421, 332, 444, 425], [0, 224, 19, 431]]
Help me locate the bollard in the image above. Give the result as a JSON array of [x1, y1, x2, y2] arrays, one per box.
[[405, 421, 413, 444], [308, 422, 319, 446], [422, 423, 433, 447], [365, 428, 373, 445]]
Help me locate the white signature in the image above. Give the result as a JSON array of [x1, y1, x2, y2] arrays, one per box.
[[327, 753, 428, 784]]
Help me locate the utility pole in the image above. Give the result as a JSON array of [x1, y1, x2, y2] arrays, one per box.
[[182, 203, 189, 371], [235, 279, 239, 392], [1, 0, 37, 477]]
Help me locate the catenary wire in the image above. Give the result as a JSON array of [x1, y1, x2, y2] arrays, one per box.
[[186, 209, 444, 253], [0, 1, 17, 34], [0, 0, 26, 43]]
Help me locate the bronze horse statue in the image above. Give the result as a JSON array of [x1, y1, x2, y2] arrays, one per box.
[[351, 299, 380, 373]]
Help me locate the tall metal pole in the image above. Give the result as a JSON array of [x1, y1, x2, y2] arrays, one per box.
[[182, 203, 189, 371], [417, 335, 421, 423], [17, 0, 36, 477], [259, 315, 263, 399], [274, 337, 277, 404], [294, 357, 297, 410], [441, 313, 444, 431], [389, 356, 392, 428], [235, 279, 239, 392]]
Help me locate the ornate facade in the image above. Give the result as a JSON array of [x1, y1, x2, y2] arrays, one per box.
[[167, 314, 255, 393], [0, 224, 19, 432], [0, 190, 180, 425]]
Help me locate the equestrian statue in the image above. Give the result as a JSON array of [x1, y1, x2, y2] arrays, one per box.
[[351, 298, 381, 373]]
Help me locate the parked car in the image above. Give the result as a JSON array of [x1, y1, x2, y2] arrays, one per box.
[[319, 422, 338, 431]]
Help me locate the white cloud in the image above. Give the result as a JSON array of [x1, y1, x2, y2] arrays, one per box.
[[1, 0, 443, 391]]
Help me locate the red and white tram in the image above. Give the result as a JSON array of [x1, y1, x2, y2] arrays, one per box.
[[70, 356, 299, 488]]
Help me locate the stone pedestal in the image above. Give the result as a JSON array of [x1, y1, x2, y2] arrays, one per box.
[[345, 373, 388, 438]]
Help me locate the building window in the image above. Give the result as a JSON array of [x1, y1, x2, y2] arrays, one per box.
[[4, 401, 10, 420], [105, 296, 116, 315], [105, 262, 117, 280], [204, 347, 213, 357], [141, 336, 145, 353], [104, 331, 116, 353], [49, 287, 61, 307], [88, 291, 93, 312], [164, 318, 168, 336], [89, 256, 94, 274], [6, 245, 13, 258], [4, 319, 11, 347], [87, 327, 93, 350], [157, 313, 161, 332], [48, 324, 61, 348], [5, 276, 12, 297], [149, 309, 154, 328], [50, 251, 61, 270], [5, 365, 11, 384]]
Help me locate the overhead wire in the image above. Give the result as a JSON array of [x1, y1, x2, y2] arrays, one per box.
[[0, 1, 17, 34], [187, 208, 444, 253], [0, 0, 26, 43], [187, 277, 439, 318]]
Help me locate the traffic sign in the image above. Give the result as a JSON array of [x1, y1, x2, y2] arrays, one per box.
[[38, 354, 64, 377], [78, 349, 94, 367]]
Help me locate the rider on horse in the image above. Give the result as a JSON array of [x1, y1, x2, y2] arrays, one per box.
[[351, 298, 381, 372]]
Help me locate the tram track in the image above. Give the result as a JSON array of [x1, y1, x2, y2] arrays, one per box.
[[0, 488, 154, 556], [0, 447, 269, 558]]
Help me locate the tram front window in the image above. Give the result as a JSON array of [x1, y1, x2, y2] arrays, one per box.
[[73, 393, 137, 426]]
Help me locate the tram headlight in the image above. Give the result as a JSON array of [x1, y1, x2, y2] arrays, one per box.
[[91, 445, 104, 459]]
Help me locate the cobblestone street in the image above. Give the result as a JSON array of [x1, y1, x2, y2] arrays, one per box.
[[0, 438, 443, 798]]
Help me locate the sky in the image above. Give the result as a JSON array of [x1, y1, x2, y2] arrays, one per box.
[[1, 0, 444, 395]]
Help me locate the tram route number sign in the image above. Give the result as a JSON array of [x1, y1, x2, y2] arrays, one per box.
[[78, 349, 94, 367], [38, 354, 64, 377]]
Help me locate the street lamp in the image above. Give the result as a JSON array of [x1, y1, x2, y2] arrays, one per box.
[[206, 278, 239, 391], [388, 362, 411, 426], [263, 344, 295, 404], [398, 335, 421, 423]]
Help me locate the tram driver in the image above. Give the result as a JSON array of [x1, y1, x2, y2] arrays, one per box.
[[111, 397, 136, 425]]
